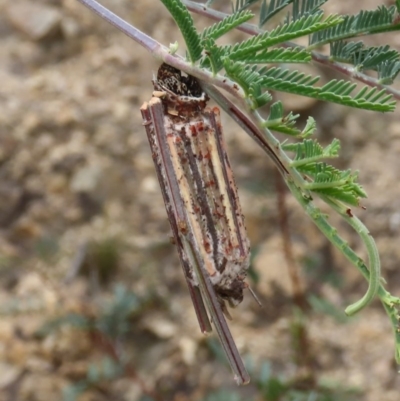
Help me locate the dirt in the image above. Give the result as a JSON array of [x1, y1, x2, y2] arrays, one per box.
[[0, 0, 399, 400]]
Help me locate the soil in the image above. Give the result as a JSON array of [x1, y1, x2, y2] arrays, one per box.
[[0, 1, 400, 400]]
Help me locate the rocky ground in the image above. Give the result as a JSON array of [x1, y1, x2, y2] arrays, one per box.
[[0, 0, 400, 400]]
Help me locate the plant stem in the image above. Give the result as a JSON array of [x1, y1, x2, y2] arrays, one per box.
[[286, 178, 400, 362], [77, 0, 161, 52], [320, 196, 380, 316]]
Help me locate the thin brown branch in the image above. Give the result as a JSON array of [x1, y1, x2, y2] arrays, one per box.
[[76, 0, 161, 52], [275, 172, 305, 309], [89, 330, 162, 401], [275, 171, 314, 378]]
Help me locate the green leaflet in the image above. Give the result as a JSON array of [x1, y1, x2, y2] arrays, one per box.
[[233, 0, 259, 13], [259, 0, 293, 26], [310, 5, 399, 47], [228, 13, 342, 59], [200, 10, 254, 41], [330, 41, 400, 84], [235, 47, 311, 64], [159, 0, 202, 62], [263, 101, 301, 136]]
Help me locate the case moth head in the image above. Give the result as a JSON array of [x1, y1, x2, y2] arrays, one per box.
[[156, 63, 204, 98], [154, 63, 208, 116]]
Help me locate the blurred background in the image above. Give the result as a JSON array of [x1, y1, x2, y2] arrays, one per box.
[[0, 0, 400, 400]]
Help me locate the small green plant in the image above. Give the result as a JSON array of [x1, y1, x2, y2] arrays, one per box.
[[63, 357, 125, 401], [38, 284, 148, 339], [201, 361, 361, 401], [37, 285, 152, 401], [255, 362, 360, 401]]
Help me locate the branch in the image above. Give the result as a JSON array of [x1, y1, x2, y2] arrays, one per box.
[[76, 0, 161, 52]]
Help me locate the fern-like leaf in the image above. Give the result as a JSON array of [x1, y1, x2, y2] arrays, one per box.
[[200, 10, 254, 41], [313, 185, 366, 207], [228, 13, 342, 60], [284, 138, 340, 166], [310, 5, 399, 48], [378, 60, 400, 84], [234, 0, 259, 12], [159, 0, 202, 62], [354, 45, 400, 71], [318, 81, 396, 112], [201, 38, 226, 73], [291, 0, 329, 21], [301, 116, 317, 138], [301, 163, 367, 206], [258, 66, 320, 96], [263, 101, 300, 135], [329, 41, 400, 76], [255, 66, 395, 112], [249, 83, 273, 108], [235, 47, 311, 64], [224, 60, 275, 108], [259, 0, 293, 27], [224, 60, 261, 93], [330, 40, 364, 63]]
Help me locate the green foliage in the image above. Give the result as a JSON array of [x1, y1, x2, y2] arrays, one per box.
[[378, 60, 400, 84], [173, 1, 398, 111], [200, 10, 254, 41], [186, 0, 400, 106], [63, 357, 124, 401], [229, 13, 342, 58], [291, 0, 329, 21], [263, 101, 301, 135], [201, 37, 227, 73], [37, 285, 150, 401], [37, 285, 148, 339], [258, 65, 321, 98], [223, 60, 273, 107], [201, 360, 362, 401], [260, 0, 293, 26], [159, 0, 202, 62], [255, 362, 361, 401], [233, 0, 260, 13], [36, 313, 91, 337], [96, 285, 144, 338], [238, 65, 395, 111], [176, 1, 397, 113], [293, 158, 367, 207], [331, 41, 400, 84], [353, 45, 399, 70], [244, 47, 311, 64], [310, 6, 399, 47], [284, 138, 340, 164], [323, 82, 394, 111]]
